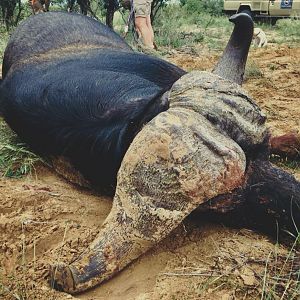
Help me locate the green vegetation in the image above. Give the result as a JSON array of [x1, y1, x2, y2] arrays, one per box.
[[153, 5, 230, 50], [151, 2, 300, 50], [0, 28, 9, 62], [1, 1, 299, 53], [154, 5, 205, 49], [261, 233, 300, 300], [0, 121, 44, 178], [245, 60, 264, 79], [271, 155, 300, 173], [276, 18, 300, 43], [181, 0, 224, 16]]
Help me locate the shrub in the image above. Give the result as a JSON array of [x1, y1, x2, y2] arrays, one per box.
[[181, 0, 224, 17], [153, 5, 207, 49], [0, 121, 43, 177], [276, 18, 300, 42], [245, 60, 264, 79], [150, 3, 231, 50]]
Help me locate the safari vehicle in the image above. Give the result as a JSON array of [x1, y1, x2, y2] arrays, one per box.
[[223, 0, 300, 24]]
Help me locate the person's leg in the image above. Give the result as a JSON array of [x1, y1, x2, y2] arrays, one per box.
[[134, 0, 154, 49], [135, 16, 154, 48], [146, 15, 154, 45]]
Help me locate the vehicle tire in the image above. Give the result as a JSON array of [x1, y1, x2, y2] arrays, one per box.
[[271, 17, 278, 26]]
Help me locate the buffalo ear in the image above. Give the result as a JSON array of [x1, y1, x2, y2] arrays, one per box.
[[213, 13, 254, 85]]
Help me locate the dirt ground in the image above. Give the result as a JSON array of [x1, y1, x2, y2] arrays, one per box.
[[169, 44, 300, 137], [0, 44, 299, 300]]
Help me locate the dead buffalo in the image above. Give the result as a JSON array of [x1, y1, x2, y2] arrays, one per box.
[[0, 11, 299, 294]]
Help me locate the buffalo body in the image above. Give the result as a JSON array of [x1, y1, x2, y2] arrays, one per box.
[[0, 12, 185, 193]]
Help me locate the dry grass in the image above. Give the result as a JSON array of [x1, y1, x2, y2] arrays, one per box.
[[0, 121, 44, 178], [0, 219, 72, 300]]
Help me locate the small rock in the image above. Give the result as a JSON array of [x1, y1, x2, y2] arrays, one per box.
[[233, 269, 240, 276], [221, 293, 232, 300], [240, 267, 257, 286]]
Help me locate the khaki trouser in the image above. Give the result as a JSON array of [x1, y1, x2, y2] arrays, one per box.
[[134, 0, 153, 17]]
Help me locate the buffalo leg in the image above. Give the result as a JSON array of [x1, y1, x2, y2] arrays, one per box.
[[196, 159, 300, 235], [270, 132, 300, 159]]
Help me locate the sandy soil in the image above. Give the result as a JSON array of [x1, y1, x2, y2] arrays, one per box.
[[0, 44, 299, 300], [169, 44, 300, 136]]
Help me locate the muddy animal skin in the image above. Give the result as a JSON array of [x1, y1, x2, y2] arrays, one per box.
[[51, 71, 268, 293]]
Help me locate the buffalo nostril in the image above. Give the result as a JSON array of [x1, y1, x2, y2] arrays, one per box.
[[50, 263, 76, 293]]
